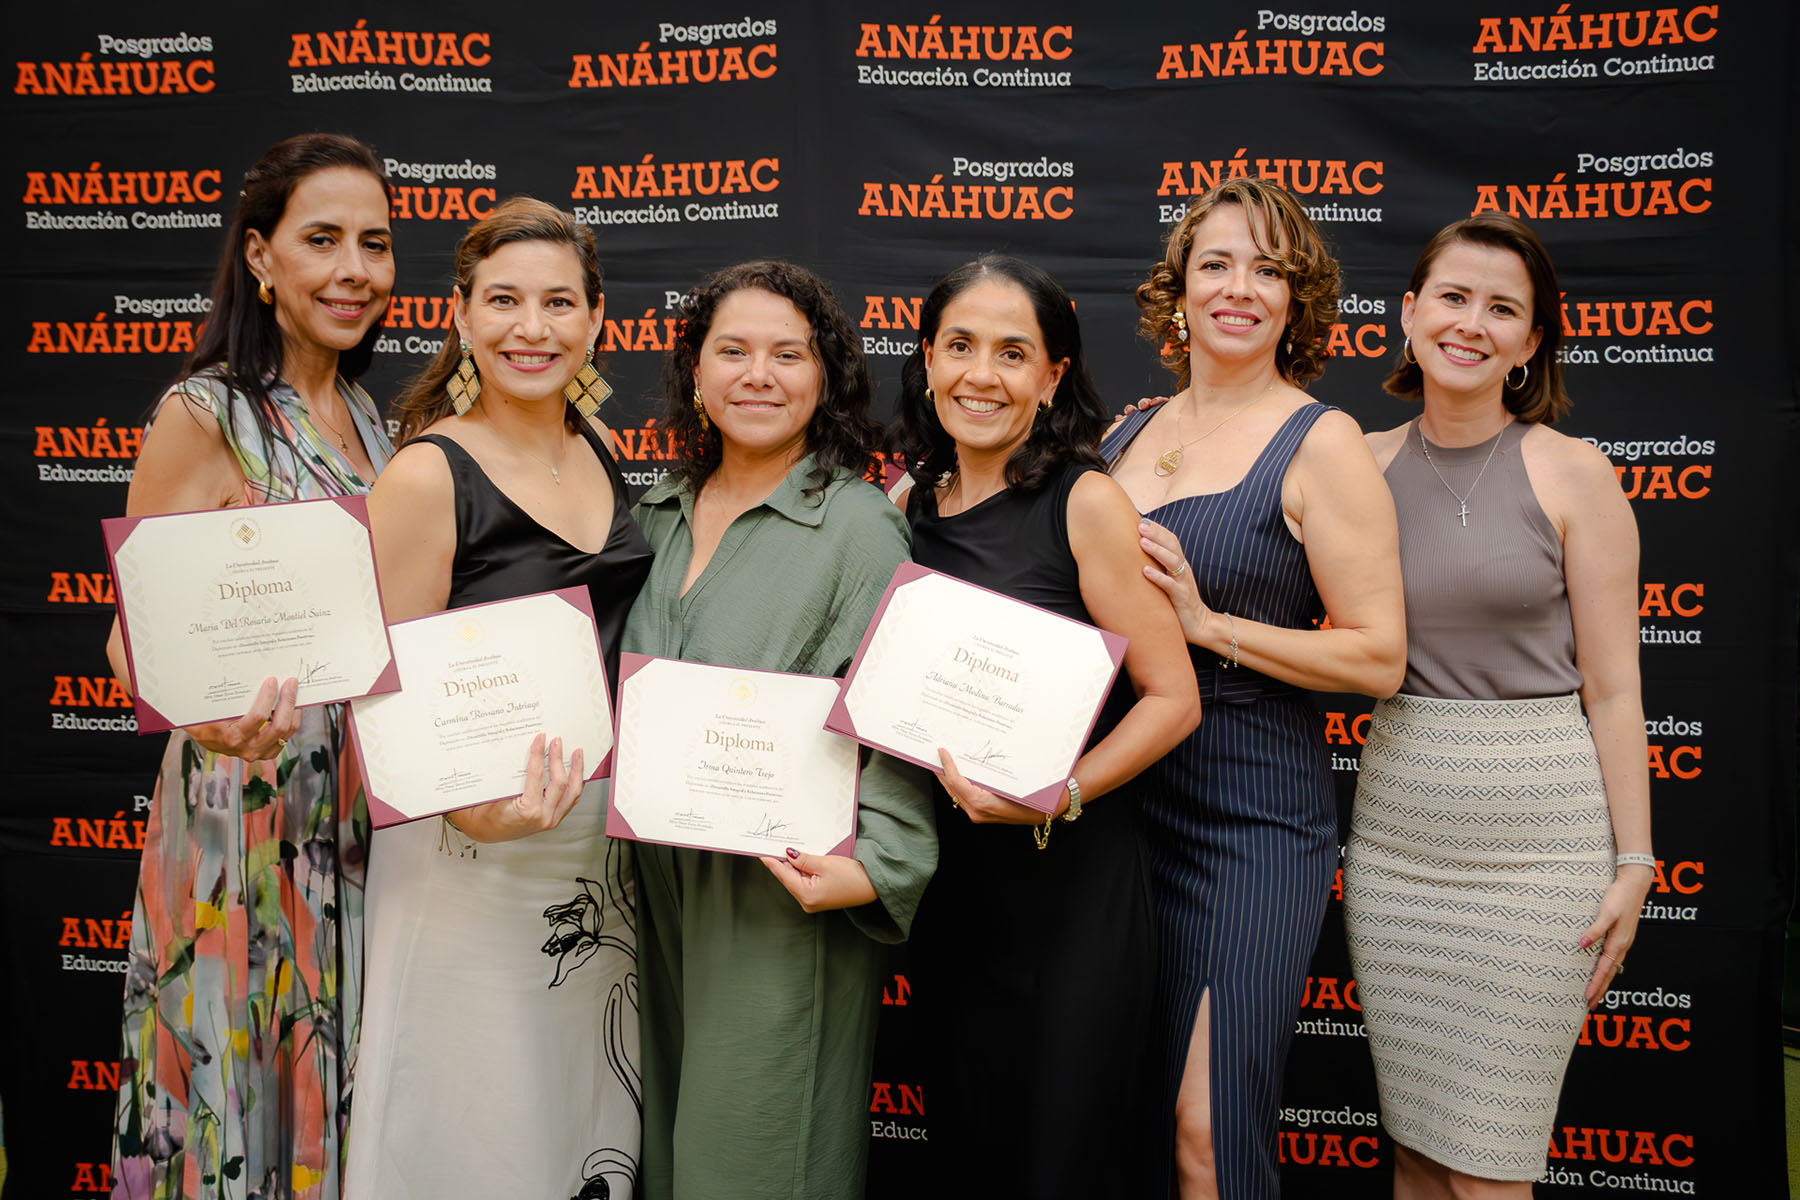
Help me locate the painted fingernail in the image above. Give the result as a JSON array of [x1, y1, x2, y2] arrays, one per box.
[[785, 847, 799, 859]]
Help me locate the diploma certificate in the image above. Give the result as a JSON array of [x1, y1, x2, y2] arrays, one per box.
[[826, 562, 1127, 813], [102, 496, 398, 734], [348, 588, 613, 827], [607, 655, 858, 859]]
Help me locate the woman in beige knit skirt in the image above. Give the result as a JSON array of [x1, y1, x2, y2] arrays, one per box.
[[1344, 213, 1653, 1199]]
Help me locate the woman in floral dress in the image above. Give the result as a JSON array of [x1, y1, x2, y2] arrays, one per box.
[[107, 133, 397, 1200]]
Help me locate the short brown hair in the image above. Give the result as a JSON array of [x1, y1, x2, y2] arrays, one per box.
[[1135, 178, 1340, 389], [1383, 213, 1570, 425]]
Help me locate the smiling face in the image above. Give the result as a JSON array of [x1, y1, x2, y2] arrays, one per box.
[[1180, 202, 1293, 372], [244, 166, 394, 361], [453, 239, 604, 410], [923, 277, 1068, 462], [693, 287, 823, 460], [1401, 240, 1543, 401]]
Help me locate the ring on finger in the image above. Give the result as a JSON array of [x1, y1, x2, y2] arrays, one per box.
[[1171, 560, 1189, 577]]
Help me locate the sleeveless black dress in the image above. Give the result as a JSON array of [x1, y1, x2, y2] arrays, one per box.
[[906, 462, 1154, 1199], [1102, 404, 1339, 1199], [349, 422, 655, 1200]]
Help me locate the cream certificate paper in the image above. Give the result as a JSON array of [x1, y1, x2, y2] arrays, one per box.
[[102, 496, 397, 734], [607, 655, 858, 858], [826, 562, 1127, 813], [348, 588, 613, 827]]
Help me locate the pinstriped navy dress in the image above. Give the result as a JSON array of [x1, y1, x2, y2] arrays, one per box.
[[1103, 403, 1339, 1199]]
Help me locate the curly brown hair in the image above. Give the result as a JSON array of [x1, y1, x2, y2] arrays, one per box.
[[659, 260, 880, 500], [1135, 177, 1340, 389]]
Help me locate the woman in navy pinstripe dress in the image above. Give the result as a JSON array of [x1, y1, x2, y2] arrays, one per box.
[[1101, 179, 1406, 1198]]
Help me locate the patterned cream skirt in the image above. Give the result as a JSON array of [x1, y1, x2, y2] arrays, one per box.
[[1343, 693, 1613, 1181]]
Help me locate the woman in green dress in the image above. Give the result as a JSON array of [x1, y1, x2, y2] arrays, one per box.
[[622, 260, 937, 1199]]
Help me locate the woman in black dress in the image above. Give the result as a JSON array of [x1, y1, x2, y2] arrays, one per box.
[[892, 254, 1200, 1198], [353, 197, 652, 1199]]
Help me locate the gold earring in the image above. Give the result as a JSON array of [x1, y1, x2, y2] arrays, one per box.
[[1039, 396, 1053, 412], [691, 385, 710, 434], [1170, 308, 1188, 342], [1402, 337, 1417, 364], [257, 280, 273, 305], [449, 342, 480, 415], [925, 387, 934, 402], [563, 347, 612, 417]]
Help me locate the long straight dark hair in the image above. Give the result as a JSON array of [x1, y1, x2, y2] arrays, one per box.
[[181, 133, 391, 456]]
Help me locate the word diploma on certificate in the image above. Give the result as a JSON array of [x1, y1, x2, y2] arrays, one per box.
[[348, 588, 614, 827], [827, 562, 1126, 813], [607, 655, 858, 859], [102, 495, 398, 734]]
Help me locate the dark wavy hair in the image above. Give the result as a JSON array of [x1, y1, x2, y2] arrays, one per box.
[[393, 196, 604, 442], [1135, 177, 1340, 389], [660, 260, 880, 499], [892, 254, 1107, 494], [182, 132, 391, 456], [1383, 213, 1571, 425]]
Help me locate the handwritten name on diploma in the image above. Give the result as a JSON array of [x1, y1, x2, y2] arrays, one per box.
[[924, 669, 1027, 714]]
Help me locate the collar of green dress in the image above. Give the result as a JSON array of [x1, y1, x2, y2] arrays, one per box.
[[639, 452, 832, 528]]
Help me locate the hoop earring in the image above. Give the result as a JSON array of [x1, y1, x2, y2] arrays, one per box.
[[448, 342, 480, 415], [1402, 337, 1417, 365], [691, 385, 710, 434], [1170, 308, 1188, 342], [1039, 396, 1053, 412], [1506, 361, 1530, 390], [257, 280, 273, 305], [563, 346, 612, 417]]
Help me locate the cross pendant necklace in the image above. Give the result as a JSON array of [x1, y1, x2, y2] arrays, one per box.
[[1417, 418, 1507, 529]]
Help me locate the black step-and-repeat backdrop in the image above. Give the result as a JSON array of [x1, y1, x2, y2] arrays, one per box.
[[5, 3, 1795, 1196]]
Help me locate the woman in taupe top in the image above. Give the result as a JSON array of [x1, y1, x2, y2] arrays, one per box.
[[1343, 214, 1653, 1199]]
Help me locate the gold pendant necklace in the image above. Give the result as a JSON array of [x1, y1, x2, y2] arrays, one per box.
[[489, 422, 567, 485], [1152, 379, 1279, 478]]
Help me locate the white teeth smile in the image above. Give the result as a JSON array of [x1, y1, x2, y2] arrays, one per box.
[[956, 398, 1003, 413], [1215, 314, 1257, 327], [505, 353, 554, 364], [1440, 344, 1487, 363]]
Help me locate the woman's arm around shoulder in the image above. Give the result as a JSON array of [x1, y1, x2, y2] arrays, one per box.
[[1064, 470, 1202, 796], [364, 438, 457, 623], [1289, 408, 1407, 694]]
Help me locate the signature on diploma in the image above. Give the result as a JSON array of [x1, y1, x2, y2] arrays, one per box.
[[749, 812, 792, 839], [297, 657, 331, 685], [966, 740, 1009, 767]]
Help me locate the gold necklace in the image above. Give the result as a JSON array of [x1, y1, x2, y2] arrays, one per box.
[[304, 388, 353, 452], [1153, 379, 1280, 477], [488, 421, 568, 485]]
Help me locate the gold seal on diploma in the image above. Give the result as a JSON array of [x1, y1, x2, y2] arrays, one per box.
[[227, 516, 261, 549]]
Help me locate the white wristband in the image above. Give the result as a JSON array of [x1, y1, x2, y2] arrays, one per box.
[[1615, 852, 1656, 869]]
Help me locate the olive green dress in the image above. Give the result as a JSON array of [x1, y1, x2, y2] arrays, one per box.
[[623, 457, 937, 1200]]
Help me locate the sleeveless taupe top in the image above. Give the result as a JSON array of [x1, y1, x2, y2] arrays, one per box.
[[1385, 417, 1582, 700]]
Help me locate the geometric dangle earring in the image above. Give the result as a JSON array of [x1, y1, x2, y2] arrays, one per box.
[[448, 341, 481, 415], [562, 346, 613, 417]]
